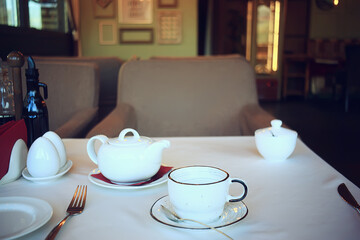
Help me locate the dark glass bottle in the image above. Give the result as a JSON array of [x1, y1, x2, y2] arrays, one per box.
[[22, 56, 49, 147]]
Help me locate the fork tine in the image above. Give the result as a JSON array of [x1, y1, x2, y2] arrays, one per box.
[[74, 185, 86, 208], [68, 185, 80, 207], [67, 185, 87, 208], [75, 186, 82, 207], [81, 185, 87, 208]]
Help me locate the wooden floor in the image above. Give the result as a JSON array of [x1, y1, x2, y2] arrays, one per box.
[[260, 97, 360, 187]]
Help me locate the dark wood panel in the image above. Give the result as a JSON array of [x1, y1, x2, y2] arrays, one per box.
[[0, 25, 74, 60], [283, 0, 310, 55], [211, 0, 248, 55]]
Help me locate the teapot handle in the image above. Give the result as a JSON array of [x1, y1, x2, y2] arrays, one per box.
[[119, 128, 140, 141], [87, 135, 108, 165]]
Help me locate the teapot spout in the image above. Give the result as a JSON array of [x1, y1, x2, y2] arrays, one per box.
[[152, 140, 170, 150], [146, 140, 170, 159]]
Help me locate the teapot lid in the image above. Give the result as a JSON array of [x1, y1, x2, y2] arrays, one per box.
[[255, 119, 297, 137], [108, 128, 152, 146]]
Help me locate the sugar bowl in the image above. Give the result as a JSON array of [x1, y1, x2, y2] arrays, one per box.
[[255, 119, 297, 161]]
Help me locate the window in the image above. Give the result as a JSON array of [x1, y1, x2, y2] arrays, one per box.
[[0, 0, 18, 27], [247, 0, 281, 74], [0, 0, 75, 60], [0, 0, 69, 33]]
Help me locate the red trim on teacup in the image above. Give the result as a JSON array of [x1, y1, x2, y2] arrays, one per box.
[[168, 165, 229, 186]]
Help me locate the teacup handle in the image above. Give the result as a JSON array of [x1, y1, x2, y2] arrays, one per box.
[[227, 178, 248, 202], [87, 135, 108, 165]]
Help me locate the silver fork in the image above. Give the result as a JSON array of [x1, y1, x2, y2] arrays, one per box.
[[45, 185, 87, 240]]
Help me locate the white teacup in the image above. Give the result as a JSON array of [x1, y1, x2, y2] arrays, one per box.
[[167, 166, 248, 223]]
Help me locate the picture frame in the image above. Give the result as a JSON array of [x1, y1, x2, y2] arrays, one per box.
[[93, 0, 116, 18], [157, 11, 182, 44], [158, 0, 178, 8], [118, 0, 153, 24], [119, 28, 154, 44], [99, 21, 117, 45]]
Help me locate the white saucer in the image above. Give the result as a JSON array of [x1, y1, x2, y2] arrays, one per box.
[[150, 195, 248, 229], [22, 159, 72, 182], [0, 197, 53, 239], [88, 168, 168, 190]]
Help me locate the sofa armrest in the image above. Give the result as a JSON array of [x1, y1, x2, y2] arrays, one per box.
[[239, 103, 277, 136], [55, 107, 98, 138], [86, 102, 136, 138]]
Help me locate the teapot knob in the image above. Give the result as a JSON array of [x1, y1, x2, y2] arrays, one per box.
[[119, 128, 140, 141], [271, 119, 282, 129]]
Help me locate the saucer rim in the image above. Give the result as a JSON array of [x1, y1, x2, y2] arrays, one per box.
[[87, 168, 168, 190], [22, 159, 72, 182], [150, 195, 248, 230]]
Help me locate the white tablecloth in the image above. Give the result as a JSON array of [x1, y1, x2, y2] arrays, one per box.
[[1, 137, 359, 240]]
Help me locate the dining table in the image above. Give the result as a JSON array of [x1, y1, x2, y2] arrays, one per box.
[[1, 136, 359, 240]]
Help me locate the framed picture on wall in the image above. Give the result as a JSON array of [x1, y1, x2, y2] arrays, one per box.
[[158, 0, 178, 8], [119, 28, 154, 44], [118, 0, 153, 24], [93, 0, 116, 18], [157, 11, 182, 44], [99, 21, 117, 45]]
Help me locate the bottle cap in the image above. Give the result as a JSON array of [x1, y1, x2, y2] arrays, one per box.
[[25, 56, 39, 80]]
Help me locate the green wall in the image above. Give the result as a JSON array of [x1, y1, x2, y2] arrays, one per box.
[[80, 0, 198, 60], [310, 0, 360, 39]]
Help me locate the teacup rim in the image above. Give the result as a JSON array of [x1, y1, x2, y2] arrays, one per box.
[[168, 165, 229, 186]]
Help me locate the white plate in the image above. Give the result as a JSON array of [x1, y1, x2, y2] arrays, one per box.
[[150, 195, 248, 229], [0, 197, 53, 239], [22, 160, 72, 182], [88, 168, 168, 190]]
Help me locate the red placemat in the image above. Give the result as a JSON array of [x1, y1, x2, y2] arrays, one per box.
[[91, 165, 173, 186]]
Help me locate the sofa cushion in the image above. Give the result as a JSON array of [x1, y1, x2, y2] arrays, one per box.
[[117, 55, 259, 137]]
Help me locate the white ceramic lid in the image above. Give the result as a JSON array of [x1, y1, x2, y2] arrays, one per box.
[[256, 119, 297, 137], [108, 128, 153, 146]]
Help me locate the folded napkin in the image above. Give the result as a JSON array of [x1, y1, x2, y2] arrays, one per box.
[[0, 119, 27, 180], [91, 165, 173, 186]]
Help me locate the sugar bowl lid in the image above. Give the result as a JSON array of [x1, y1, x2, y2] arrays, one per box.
[[255, 119, 297, 137]]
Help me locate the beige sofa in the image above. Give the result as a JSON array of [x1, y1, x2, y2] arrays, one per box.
[[86, 54, 276, 138], [32, 56, 123, 112], [22, 60, 100, 138]]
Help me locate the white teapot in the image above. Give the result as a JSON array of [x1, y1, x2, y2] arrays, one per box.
[[87, 128, 170, 183]]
